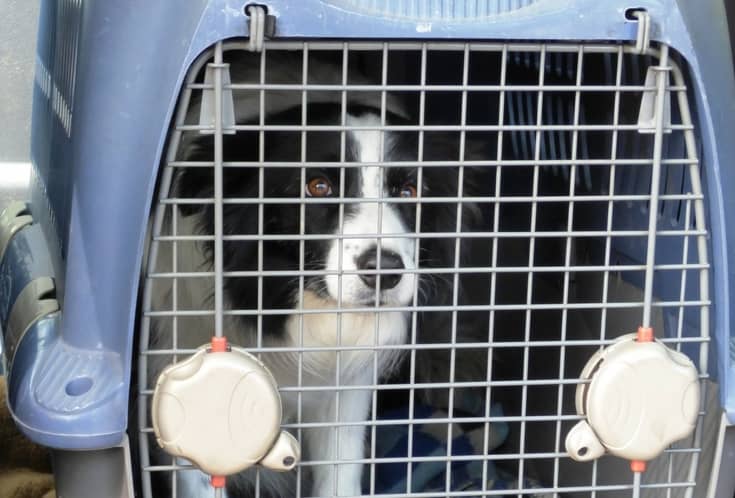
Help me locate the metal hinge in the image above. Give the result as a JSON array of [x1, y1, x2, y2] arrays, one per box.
[[629, 9, 672, 134], [198, 5, 275, 134], [245, 4, 276, 52], [629, 9, 651, 55]]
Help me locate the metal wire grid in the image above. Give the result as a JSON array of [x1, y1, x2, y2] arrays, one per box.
[[137, 40, 710, 498]]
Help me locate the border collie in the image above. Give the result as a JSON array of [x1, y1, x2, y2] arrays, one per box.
[[148, 50, 482, 498]]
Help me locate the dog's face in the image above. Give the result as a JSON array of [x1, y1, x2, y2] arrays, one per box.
[[253, 111, 420, 307], [321, 113, 417, 306], [176, 105, 471, 321]]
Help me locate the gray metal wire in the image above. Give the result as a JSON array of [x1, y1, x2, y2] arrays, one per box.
[[138, 40, 711, 498]]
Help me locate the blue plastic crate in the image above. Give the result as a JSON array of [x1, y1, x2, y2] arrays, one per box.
[[0, 0, 732, 473]]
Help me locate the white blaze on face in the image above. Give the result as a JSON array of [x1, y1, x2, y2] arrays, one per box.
[[324, 114, 417, 305]]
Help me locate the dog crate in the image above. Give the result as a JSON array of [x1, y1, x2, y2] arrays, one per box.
[[1, 1, 735, 498]]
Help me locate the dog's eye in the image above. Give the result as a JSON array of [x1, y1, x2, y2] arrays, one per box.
[[398, 183, 417, 198], [306, 177, 333, 197]]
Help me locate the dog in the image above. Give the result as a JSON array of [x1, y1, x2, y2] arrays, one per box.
[[146, 49, 483, 498]]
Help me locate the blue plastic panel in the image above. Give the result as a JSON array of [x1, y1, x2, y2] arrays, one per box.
[[323, 0, 541, 20], [15, 0, 735, 449], [22, 0, 213, 449], [673, 0, 735, 424], [7, 314, 127, 449]]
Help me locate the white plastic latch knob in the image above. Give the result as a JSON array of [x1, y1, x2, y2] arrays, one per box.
[[565, 330, 699, 463], [151, 339, 300, 477]]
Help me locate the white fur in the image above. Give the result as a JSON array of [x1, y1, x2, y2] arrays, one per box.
[[279, 292, 407, 497], [151, 114, 412, 497], [324, 114, 417, 307]]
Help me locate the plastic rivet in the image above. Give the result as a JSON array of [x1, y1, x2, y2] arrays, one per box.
[[630, 460, 647, 473], [636, 326, 653, 342], [211, 336, 228, 352]]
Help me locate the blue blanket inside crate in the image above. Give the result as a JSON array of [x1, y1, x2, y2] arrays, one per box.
[[365, 399, 550, 497]]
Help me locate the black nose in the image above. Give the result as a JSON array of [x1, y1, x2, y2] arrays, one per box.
[[356, 248, 405, 290]]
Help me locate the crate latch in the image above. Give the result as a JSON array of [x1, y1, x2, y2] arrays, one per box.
[[4, 277, 59, 367], [629, 9, 651, 54], [0, 201, 32, 264], [151, 341, 300, 483], [565, 331, 699, 465], [245, 4, 275, 52]]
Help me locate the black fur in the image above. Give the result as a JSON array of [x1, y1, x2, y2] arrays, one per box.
[[175, 103, 483, 341], [149, 88, 488, 498]]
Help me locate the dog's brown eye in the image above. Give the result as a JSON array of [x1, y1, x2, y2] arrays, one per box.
[[306, 177, 333, 197], [398, 183, 417, 198]]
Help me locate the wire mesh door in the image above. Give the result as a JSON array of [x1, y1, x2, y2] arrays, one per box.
[[137, 40, 710, 498]]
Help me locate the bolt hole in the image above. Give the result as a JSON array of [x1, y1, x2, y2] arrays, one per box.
[[578, 446, 589, 457], [624, 7, 647, 21], [283, 456, 295, 467], [65, 377, 93, 396]]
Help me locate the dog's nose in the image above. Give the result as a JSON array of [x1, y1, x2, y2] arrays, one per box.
[[356, 248, 405, 290]]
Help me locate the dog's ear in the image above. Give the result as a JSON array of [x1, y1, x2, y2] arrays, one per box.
[[172, 135, 216, 217], [173, 131, 263, 217]]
